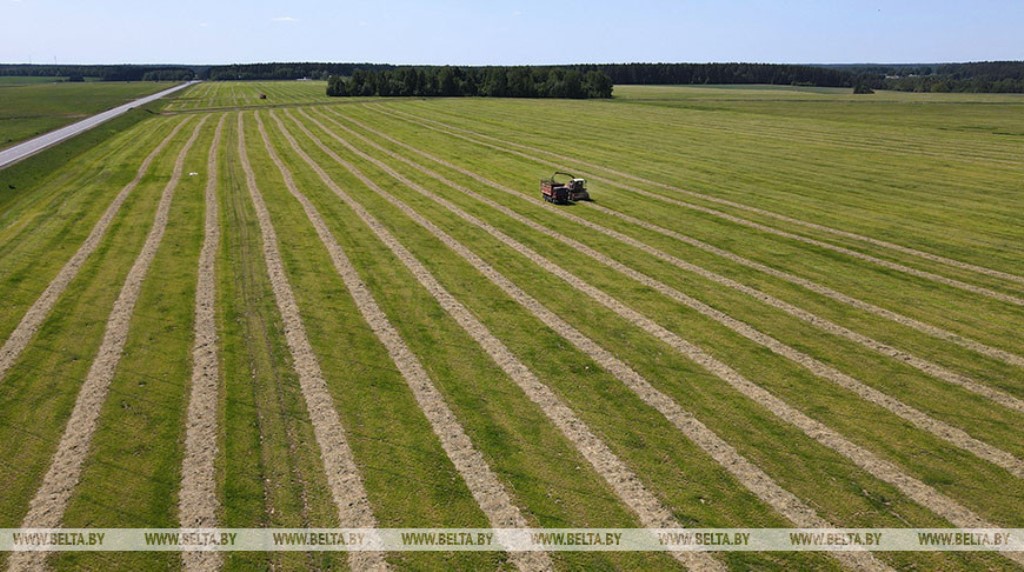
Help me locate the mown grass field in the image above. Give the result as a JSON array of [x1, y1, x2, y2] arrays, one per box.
[[164, 80, 330, 112], [0, 80, 176, 149], [0, 77, 76, 86], [0, 81, 1021, 570]]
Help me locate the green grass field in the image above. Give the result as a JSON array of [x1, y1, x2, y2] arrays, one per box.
[[0, 84, 1021, 570], [164, 80, 330, 112], [0, 80, 176, 150], [0, 76, 75, 86]]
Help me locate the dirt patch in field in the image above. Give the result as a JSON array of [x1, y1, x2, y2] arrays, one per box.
[[9, 117, 207, 572], [236, 113, 388, 572], [179, 115, 226, 572], [0, 117, 192, 384]]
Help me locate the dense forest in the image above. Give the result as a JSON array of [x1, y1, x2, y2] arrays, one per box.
[[572, 63, 856, 87], [832, 61, 1024, 93], [2, 61, 1022, 93], [204, 62, 392, 81], [327, 66, 614, 99]]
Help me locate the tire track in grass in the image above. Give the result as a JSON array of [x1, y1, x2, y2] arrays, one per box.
[[259, 112, 555, 572], [307, 109, 1019, 480], [235, 113, 387, 572], [8, 116, 208, 572], [0, 116, 192, 385], [291, 109, 1024, 569], [377, 105, 1024, 291], [281, 109, 889, 572], [331, 110, 1024, 396], [179, 115, 226, 572]]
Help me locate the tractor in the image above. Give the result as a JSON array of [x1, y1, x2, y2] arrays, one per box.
[[540, 172, 589, 204]]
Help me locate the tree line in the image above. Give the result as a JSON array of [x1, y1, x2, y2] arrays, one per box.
[[205, 62, 392, 81], [843, 62, 1024, 93], [3, 61, 1022, 93], [570, 62, 857, 87], [327, 66, 613, 99], [0, 64, 194, 82]]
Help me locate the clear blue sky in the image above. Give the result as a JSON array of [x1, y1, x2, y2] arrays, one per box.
[[2, 0, 1021, 65]]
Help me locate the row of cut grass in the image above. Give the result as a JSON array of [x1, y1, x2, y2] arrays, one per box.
[[315, 106, 1024, 457], [383, 96, 1024, 278], [167, 81, 329, 112], [216, 114, 349, 570], [342, 104, 1024, 362], [327, 105, 1024, 395], [281, 107, 1008, 570], [0, 117, 178, 340], [260, 109, 692, 570], [2, 88, 1019, 570], [52, 113, 217, 571], [240, 111, 499, 570], [0, 119, 203, 568]]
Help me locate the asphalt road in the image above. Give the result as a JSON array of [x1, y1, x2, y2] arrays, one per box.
[[0, 80, 198, 170]]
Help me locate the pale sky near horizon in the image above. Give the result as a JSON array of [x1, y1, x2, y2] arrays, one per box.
[[1, 0, 1021, 66]]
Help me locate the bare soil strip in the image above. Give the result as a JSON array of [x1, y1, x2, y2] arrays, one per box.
[[285, 109, 889, 572], [375, 106, 1024, 289], [330, 111, 1024, 398], [8, 117, 208, 572], [276, 110, 723, 572], [294, 110, 1024, 569], [0, 117, 192, 384], [235, 114, 388, 572], [375, 107, 1024, 307], [261, 112, 555, 572], [179, 115, 226, 572], [314, 109, 1024, 477]]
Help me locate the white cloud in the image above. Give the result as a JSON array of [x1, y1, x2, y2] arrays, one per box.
[[272, 16, 298, 22]]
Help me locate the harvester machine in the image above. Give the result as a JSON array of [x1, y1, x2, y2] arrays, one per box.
[[540, 172, 589, 204]]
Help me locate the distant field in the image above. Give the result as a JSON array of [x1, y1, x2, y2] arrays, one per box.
[[164, 80, 330, 111], [0, 80, 174, 150], [613, 84, 1024, 133], [614, 83, 1024, 101], [0, 84, 1021, 570], [0, 76, 71, 86]]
